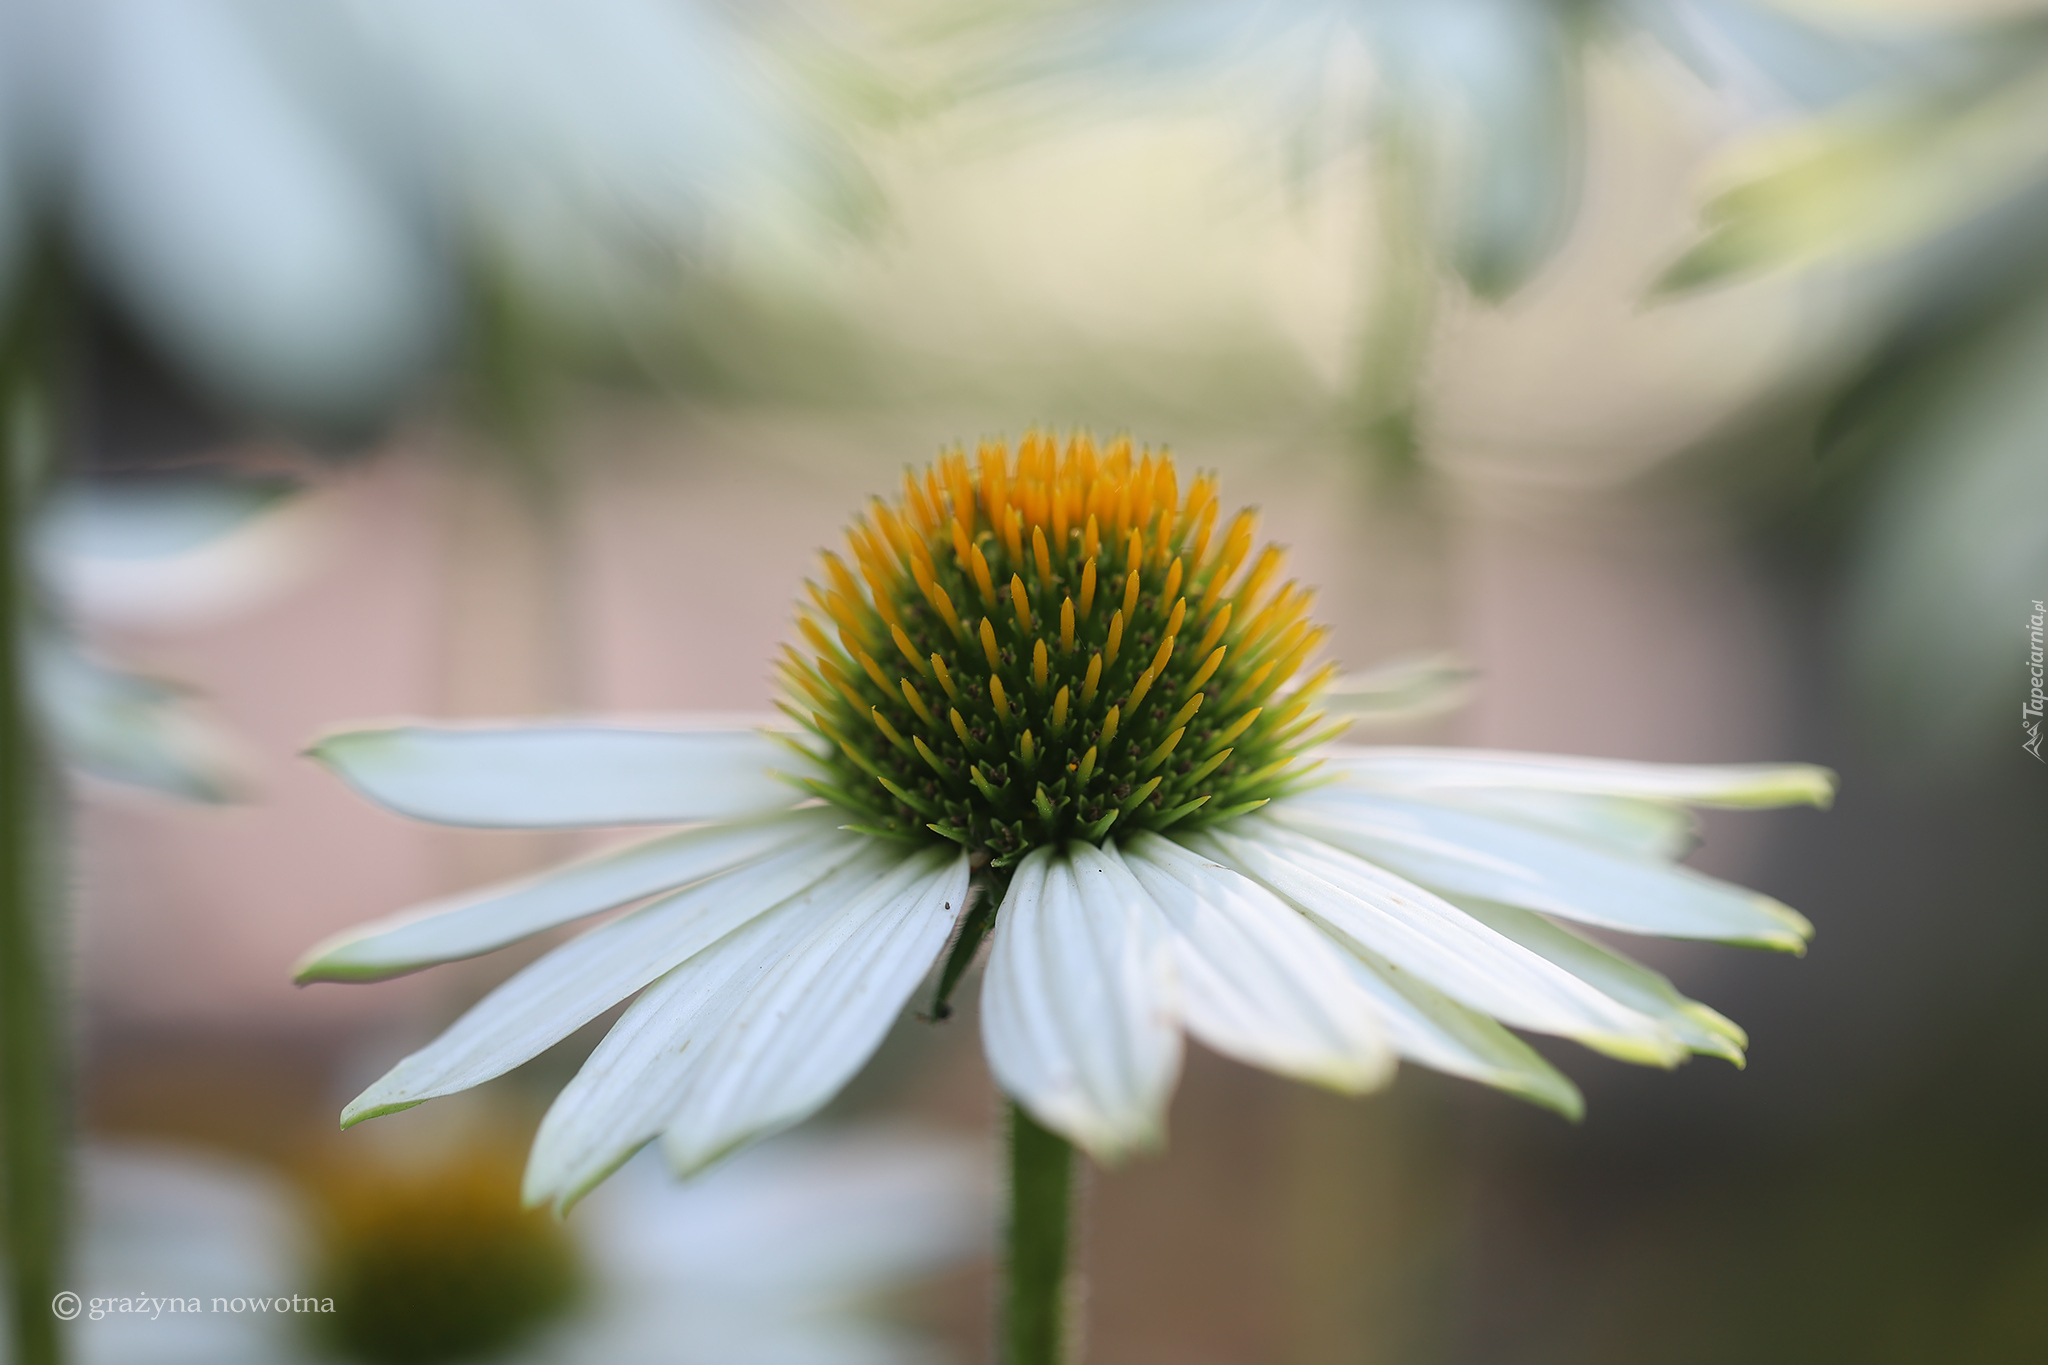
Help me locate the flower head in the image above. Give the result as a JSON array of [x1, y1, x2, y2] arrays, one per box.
[[299, 431, 1832, 1205], [789, 434, 1336, 863], [305, 1148, 582, 1363]]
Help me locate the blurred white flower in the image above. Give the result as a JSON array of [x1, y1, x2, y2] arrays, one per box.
[[984, 0, 1947, 299], [71, 1129, 982, 1365], [0, 0, 847, 428]]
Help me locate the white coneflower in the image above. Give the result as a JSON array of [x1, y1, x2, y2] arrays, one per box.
[[298, 431, 1830, 1362], [73, 1129, 979, 1365]]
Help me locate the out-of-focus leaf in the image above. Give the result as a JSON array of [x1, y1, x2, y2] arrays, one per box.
[[1368, 0, 1583, 300], [30, 631, 246, 801], [1658, 58, 2048, 295], [1629, 0, 1931, 110], [971, 0, 1952, 305], [975, 0, 1587, 296]]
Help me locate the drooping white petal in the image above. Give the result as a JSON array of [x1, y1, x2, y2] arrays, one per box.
[[1187, 822, 1687, 1066], [340, 832, 876, 1127], [295, 809, 840, 982], [1448, 895, 1748, 1064], [522, 844, 963, 1207], [980, 844, 1182, 1161], [658, 847, 969, 1179], [521, 879, 846, 1209], [1327, 747, 1836, 809], [1273, 791, 1815, 951], [1120, 833, 1392, 1093], [310, 722, 814, 827], [1324, 944, 1584, 1120], [1415, 788, 1697, 862]]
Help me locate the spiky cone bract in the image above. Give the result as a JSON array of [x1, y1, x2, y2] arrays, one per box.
[[784, 433, 1344, 868]]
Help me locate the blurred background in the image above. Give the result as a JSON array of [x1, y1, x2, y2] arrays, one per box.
[[12, 0, 2048, 1361]]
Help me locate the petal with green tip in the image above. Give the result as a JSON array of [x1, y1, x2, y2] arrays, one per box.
[[1273, 793, 1815, 952], [338, 833, 876, 1127], [1448, 896, 1747, 1065], [1188, 823, 1687, 1067], [1328, 747, 1836, 810], [296, 809, 843, 983], [1120, 833, 1394, 1094], [522, 845, 966, 1209], [1331, 948, 1583, 1121]]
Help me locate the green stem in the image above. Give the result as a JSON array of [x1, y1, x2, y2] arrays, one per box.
[[927, 867, 1007, 1021], [1352, 114, 1436, 487], [1, 329, 64, 1364], [1005, 1102, 1074, 1365]]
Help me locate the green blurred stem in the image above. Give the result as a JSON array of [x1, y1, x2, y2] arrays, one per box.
[[1005, 1102, 1074, 1365], [0, 339, 64, 1364], [461, 254, 583, 715], [1353, 117, 1436, 484]]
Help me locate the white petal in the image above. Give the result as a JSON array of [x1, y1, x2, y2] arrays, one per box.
[[310, 723, 813, 827], [521, 882, 847, 1206], [523, 846, 963, 1207], [1324, 946, 1583, 1119], [296, 809, 838, 982], [1120, 833, 1392, 1093], [1275, 791, 1814, 950], [1448, 896, 1747, 1064], [659, 848, 969, 1177], [1327, 747, 1836, 809], [1188, 822, 1687, 1066], [1415, 788, 1696, 862], [339, 832, 874, 1126], [980, 844, 1182, 1161]]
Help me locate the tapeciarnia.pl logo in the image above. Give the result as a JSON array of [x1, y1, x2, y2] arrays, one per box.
[[2026, 600, 2045, 762]]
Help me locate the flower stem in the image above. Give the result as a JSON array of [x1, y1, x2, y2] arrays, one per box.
[[1005, 1102, 1074, 1365], [1, 321, 64, 1364]]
